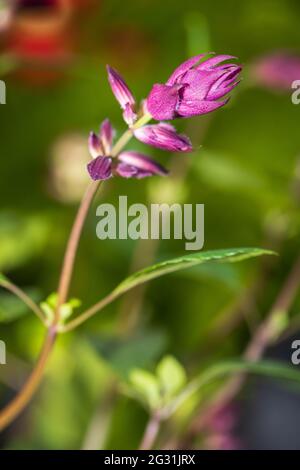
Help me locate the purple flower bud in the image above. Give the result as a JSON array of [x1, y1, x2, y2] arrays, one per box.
[[99, 118, 114, 154], [166, 54, 208, 86], [134, 123, 192, 152], [107, 65, 136, 111], [251, 52, 300, 91], [116, 151, 168, 178], [89, 119, 115, 159], [147, 54, 242, 120], [88, 132, 103, 159], [123, 103, 137, 126], [87, 156, 112, 181]]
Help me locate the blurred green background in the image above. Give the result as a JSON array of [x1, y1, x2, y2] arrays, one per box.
[[1, 0, 300, 450]]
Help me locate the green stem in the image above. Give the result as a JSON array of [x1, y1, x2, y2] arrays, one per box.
[[59, 290, 120, 333], [111, 113, 152, 157], [139, 412, 162, 450], [0, 115, 151, 431], [54, 181, 101, 324], [0, 280, 45, 325], [0, 327, 56, 432]]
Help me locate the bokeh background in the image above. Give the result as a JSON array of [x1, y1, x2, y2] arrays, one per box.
[[1, 0, 300, 450]]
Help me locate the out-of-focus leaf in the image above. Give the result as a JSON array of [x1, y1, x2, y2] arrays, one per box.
[[129, 369, 161, 410], [0, 273, 8, 283], [89, 330, 168, 379], [184, 12, 211, 56], [165, 360, 300, 417], [113, 248, 275, 297], [174, 262, 242, 291], [0, 288, 41, 323], [156, 355, 187, 399], [194, 150, 265, 192], [0, 213, 51, 271]]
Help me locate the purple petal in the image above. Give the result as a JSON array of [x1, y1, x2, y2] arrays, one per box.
[[215, 67, 242, 87], [147, 83, 182, 120], [134, 124, 192, 152], [99, 119, 114, 153], [196, 55, 237, 71], [87, 156, 112, 181], [116, 163, 163, 179], [88, 132, 103, 159], [166, 54, 208, 85], [106, 65, 135, 110], [177, 98, 228, 117], [207, 67, 242, 100], [207, 81, 241, 101], [118, 151, 168, 177], [123, 103, 137, 126], [179, 69, 230, 101], [116, 163, 139, 178]]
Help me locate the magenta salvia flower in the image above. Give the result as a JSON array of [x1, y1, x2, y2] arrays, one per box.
[[87, 119, 168, 181], [106, 65, 137, 125], [146, 54, 242, 120], [134, 123, 192, 152], [116, 151, 168, 179]]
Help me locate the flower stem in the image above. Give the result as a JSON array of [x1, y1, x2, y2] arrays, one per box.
[[0, 327, 56, 432], [111, 113, 152, 157], [59, 287, 127, 332], [0, 118, 142, 431], [0, 279, 45, 324], [0, 181, 101, 431], [139, 412, 161, 450], [111, 129, 133, 157], [54, 180, 101, 324]]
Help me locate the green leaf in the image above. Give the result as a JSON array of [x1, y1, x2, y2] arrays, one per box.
[[157, 356, 187, 400], [165, 359, 300, 417], [89, 330, 168, 379], [196, 360, 300, 388], [0, 273, 8, 284], [0, 213, 51, 271], [129, 369, 161, 411], [40, 293, 81, 324], [175, 262, 242, 291], [184, 12, 211, 57], [0, 288, 41, 323], [113, 248, 275, 297]]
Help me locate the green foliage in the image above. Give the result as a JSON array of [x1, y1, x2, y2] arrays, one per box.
[[127, 355, 187, 411], [1, 0, 300, 450], [0, 272, 8, 283], [156, 355, 187, 400], [0, 288, 40, 323], [0, 213, 51, 271], [184, 12, 211, 56], [40, 293, 81, 325], [89, 330, 168, 379], [127, 358, 300, 419], [129, 369, 162, 410], [113, 248, 275, 297]]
